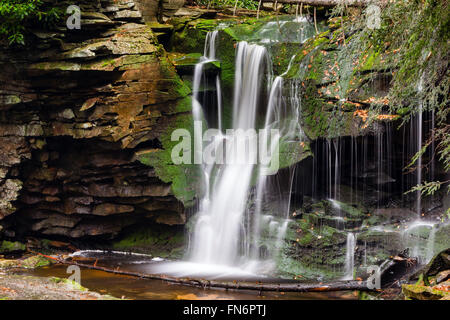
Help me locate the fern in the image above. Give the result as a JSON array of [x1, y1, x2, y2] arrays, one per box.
[[404, 180, 449, 197]]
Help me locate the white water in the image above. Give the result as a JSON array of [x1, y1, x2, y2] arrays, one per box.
[[416, 109, 423, 217], [402, 220, 437, 263], [343, 233, 356, 280], [416, 75, 424, 218], [189, 42, 271, 267], [171, 28, 304, 276]]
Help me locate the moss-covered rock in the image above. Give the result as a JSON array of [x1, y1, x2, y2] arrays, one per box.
[[0, 255, 53, 269], [137, 111, 201, 206], [402, 281, 449, 300], [0, 240, 26, 254], [111, 224, 185, 258], [170, 18, 224, 53], [278, 218, 347, 279]]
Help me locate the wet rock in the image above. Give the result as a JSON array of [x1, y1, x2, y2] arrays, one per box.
[[111, 223, 184, 257], [324, 199, 367, 219], [57, 109, 75, 120], [161, 0, 184, 17], [420, 248, 450, 286], [262, 3, 283, 11], [0, 180, 23, 219], [93, 203, 134, 216], [372, 208, 417, 224], [153, 211, 185, 225], [436, 270, 450, 284], [31, 215, 83, 232], [280, 219, 348, 279]]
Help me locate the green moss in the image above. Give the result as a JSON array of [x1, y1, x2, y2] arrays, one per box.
[[112, 225, 184, 258], [300, 80, 331, 139], [138, 111, 201, 206], [50, 277, 87, 291], [282, 217, 348, 277], [325, 199, 366, 218], [277, 140, 312, 170], [215, 30, 236, 92], [276, 251, 342, 280], [0, 240, 26, 253], [159, 55, 192, 99], [402, 283, 448, 300], [171, 52, 202, 66], [221, 17, 272, 41], [284, 30, 330, 79], [22, 255, 52, 268], [171, 18, 222, 53], [133, 52, 200, 206]]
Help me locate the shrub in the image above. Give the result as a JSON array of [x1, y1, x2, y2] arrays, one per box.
[[0, 0, 62, 45]]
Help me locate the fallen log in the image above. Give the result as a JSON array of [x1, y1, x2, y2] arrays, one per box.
[[57, 257, 374, 293], [254, 0, 372, 7]]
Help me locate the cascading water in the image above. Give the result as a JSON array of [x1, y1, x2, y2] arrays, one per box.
[[190, 42, 272, 267], [153, 22, 307, 277], [343, 233, 356, 280], [188, 36, 305, 273]]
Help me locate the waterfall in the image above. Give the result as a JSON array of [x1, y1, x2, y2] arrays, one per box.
[[189, 42, 271, 267], [343, 232, 356, 280], [333, 138, 340, 200], [192, 30, 220, 123], [186, 31, 303, 274]]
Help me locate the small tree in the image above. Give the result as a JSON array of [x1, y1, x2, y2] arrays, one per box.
[[0, 0, 62, 45]]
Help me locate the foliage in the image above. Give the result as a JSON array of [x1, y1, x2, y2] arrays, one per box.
[[194, 0, 258, 11], [0, 0, 62, 45], [381, 1, 449, 202], [404, 180, 449, 197], [332, 1, 449, 196], [368, 1, 449, 173]]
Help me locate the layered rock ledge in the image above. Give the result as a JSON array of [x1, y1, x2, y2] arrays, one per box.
[[0, 0, 193, 243]]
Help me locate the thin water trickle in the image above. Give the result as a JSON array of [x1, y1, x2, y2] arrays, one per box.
[[343, 232, 356, 280], [416, 75, 424, 218]]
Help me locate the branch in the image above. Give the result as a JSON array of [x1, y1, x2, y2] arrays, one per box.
[[58, 258, 374, 292]]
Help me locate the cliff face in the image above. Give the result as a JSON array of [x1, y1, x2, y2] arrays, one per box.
[[0, 0, 191, 241]]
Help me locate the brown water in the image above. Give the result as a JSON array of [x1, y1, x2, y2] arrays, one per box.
[[19, 264, 358, 300]]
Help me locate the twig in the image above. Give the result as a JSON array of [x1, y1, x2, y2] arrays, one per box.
[[233, 0, 239, 16], [257, 0, 263, 18], [314, 7, 318, 33]]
